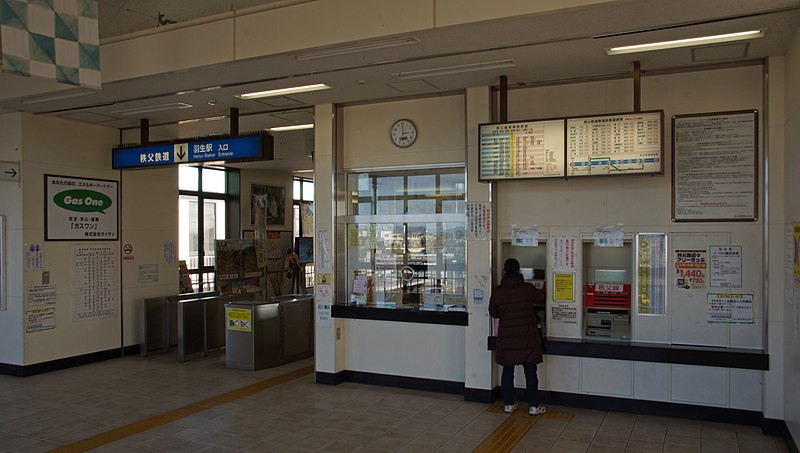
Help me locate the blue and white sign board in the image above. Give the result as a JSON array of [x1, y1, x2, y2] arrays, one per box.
[[112, 134, 272, 169]]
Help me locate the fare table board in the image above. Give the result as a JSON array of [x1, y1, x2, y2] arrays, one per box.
[[479, 111, 663, 181], [479, 119, 565, 180], [567, 111, 663, 177]]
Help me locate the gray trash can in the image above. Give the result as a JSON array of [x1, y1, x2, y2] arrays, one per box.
[[224, 300, 280, 370]]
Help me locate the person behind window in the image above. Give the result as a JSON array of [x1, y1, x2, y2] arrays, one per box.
[[489, 258, 546, 416], [286, 247, 301, 294]]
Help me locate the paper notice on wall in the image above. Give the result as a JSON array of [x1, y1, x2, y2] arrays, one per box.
[[469, 274, 489, 305], [316, 302, 332, 328], [137, 264, 159, 284], [73, 245, 117, 321], [466, 202, 491, 241], [512, 225, 539, 247], [551, 302, 578, 324], [27, 284, 56, 309], [163, 242, 176, 266], [709, 245, 742, 288], [707, 293, 754, 324], [553, 237, 576, 271], [317, 229, 332, 273], [674, 249, 707, 290], [25, 243, 44, 271], [794, 222, 800, 287], [594, 225, 624, 247], [26, 308, 55, 332], [553, 273, 575, 302]]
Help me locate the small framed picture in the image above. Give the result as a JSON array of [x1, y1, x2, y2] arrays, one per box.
[[250, 184, 286, 225], [242, 229, 255, 240]]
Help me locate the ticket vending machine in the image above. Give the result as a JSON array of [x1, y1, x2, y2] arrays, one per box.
[[583, 243, 632, 340], [500, 241, 547, 334]]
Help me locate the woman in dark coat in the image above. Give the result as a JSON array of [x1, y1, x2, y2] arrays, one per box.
[[488, 258, 547, 415]]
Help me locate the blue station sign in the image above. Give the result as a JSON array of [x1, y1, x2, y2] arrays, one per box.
[[112, 134, 273, 169]]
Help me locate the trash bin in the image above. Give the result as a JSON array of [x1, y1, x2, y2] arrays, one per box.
[[224, 300, 280, 370]]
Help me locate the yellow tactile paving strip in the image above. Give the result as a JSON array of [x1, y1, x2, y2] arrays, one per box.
[[47, 365, 315, 453], [475, 405, 574, 453]]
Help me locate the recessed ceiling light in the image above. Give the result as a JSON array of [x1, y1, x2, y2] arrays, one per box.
[[394, 60, 516, 80], [292, 36, 420, 60], [237, 84, 330, 100], [605, 30, 765, 55], [269, 123, 314, 132]]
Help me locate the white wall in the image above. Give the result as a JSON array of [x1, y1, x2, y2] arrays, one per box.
[[503, 66, 764, 347], [783, 26, 800, 443], [120, 167, 179, 347], [20, 114, 121, 364], [0, 113, 24, 365], [342, 95, 465, 169]]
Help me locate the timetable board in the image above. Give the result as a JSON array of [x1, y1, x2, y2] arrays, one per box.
[[566, 111, 663, 177], [479, 119, 565, 180]]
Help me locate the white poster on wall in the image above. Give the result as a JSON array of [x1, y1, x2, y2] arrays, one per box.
[[466, 202, 491, 241], [709, 245, 742, 288], [553, 237, 577, 271], [73, 245, 117, 321], [25, 243, 44, 271]]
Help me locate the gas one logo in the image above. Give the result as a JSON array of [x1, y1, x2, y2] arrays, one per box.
[[53, 190, 112, 214]]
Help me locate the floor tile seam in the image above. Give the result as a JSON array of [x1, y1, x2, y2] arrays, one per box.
[[44, 365, 315, 453]]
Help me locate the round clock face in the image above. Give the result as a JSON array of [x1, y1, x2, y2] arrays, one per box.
[[390, 119, 417, 148]]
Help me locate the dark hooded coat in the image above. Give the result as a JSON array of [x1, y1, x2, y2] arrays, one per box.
[[488, 274, 544, 366]]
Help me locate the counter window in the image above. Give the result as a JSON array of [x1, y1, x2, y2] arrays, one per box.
[[344, 168, 466, 308]]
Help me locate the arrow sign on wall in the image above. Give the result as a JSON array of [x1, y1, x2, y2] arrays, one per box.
[[0, 161, 19, 182]]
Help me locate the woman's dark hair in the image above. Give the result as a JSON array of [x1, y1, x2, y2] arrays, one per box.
[[504, 258, 521, 277]]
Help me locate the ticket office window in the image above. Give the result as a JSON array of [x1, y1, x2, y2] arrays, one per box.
[[583, 241, 633, 341], [344, 168, 466, 308]]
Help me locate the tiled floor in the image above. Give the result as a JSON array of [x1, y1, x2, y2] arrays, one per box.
[[0, 351, 790, 452]]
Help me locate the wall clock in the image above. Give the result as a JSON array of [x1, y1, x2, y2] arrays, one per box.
[[390, 119, 417, 148]]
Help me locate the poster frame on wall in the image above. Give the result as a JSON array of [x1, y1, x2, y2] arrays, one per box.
[[478, 117, 567, 181], [672, 110, 758, 222], [45, 174, 119, 241], [565, 110, 664, 178]]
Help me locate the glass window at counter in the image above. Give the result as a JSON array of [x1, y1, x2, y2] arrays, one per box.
[[346, 168, 466, 307]]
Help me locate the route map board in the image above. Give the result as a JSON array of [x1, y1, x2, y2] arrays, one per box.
[[566, 111, 663, 177], [479, 119, 565, 180]]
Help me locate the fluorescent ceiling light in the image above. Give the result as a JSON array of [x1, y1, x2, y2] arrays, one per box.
[[21, 89, 96, 104], [269, 123, 314, 132], [178, 115, 227, 125], [394, 60, 516, 80], [294, 169, 314, 173], [237, 84, 330, 100], [293, 36, 420, 61], [113, 102, 193, 116], [605, 30, 765, 55]]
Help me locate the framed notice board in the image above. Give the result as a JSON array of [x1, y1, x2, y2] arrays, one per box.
[[672, 110, 758, 222], [566, 111, 664, 177], [478, 119, 566, 181]]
